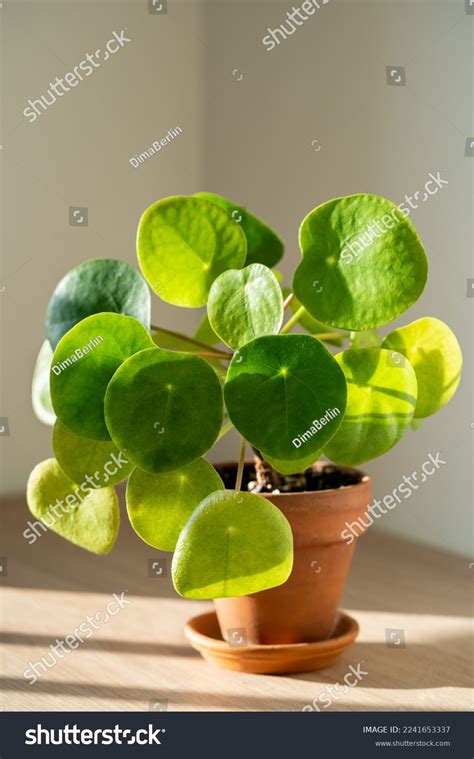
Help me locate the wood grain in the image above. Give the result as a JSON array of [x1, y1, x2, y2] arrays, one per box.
[[0, 493, 472, 711]]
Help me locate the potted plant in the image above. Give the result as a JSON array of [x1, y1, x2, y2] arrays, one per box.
[[27, 192, 462, 672]]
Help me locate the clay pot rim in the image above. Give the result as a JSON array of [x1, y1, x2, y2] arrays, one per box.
[[217, 460, 371, 498], [186, 610, 359, 654]]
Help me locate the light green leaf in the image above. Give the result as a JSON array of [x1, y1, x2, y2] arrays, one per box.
[[323, 348, 418, 466], [195, 192, 284, 268], [50, 313, 155, 440], [137, 196, 247, 307], [224, 334, 347, 462], [261, 449, 322, 476], [46, 259, 151, 350], [208, 264, 283, 349], [171, 490, 293, 599], [126, 458, 224, 551], [293, 194, 428, 330], [105, 347, 223, 474], [26, 458, 120, 554], [53, 420, 134, 487], [381, 317, 462, 418], [32, 340, 56, 426]]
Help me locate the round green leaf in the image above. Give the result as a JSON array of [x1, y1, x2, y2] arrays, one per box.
[[126, 458, 224, 551], [224, 335, 347, 462], [323, 348, 418, 466], [208, 264, 284, 349], [381, 317, 462, 418], [26, 458, 120, 554], [32, 340, 56, 426], [53, 420, 134, 487], [105, 347, 223, 474], [195, 192, 284, 268], [137, 196, 247, 307], [46, 259, 151, 350], [261, 448, 322, 476], [293, 194, 428, 330], [50, 313, 155, 440], [171, 490, 293, 599]]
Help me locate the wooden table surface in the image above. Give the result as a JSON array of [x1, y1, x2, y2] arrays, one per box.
[[1, 492, 472, 712]]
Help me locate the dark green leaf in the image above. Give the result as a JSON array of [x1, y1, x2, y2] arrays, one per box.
[[224, 334, 347, 462], [46, 259, 151, 350], [105, 347, 223, 474], [50, 313, 155, 440]]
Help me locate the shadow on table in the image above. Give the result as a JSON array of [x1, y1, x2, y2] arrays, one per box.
[[0, 631, 197, 658], [0, 677, 302, 710], [290, 635, 473, 689]]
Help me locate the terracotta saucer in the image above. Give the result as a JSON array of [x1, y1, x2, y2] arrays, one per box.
[[184, 610, 359, 675]]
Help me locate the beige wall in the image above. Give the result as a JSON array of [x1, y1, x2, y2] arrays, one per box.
[[200, 0, 473, 557], [1, 0, 209, 492], [1, 0, 472, 555]]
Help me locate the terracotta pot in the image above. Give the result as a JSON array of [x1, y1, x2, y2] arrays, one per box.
[[214, 463, 371, 645]]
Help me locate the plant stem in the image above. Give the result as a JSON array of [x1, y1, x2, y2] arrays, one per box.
[[192, 351, 233, 359], [283, 292, 295, 310], [280, 305, 305, 334], [151, 324, 232, 358], [217, 420, 234, 441], [235, 436, 247, 491], [312, 332, 345, 341]]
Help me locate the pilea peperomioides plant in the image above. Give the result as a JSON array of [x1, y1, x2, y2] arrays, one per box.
[[28, 192, 462, 600]]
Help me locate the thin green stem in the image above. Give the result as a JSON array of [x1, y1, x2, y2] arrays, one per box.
[[235, 436, 247, 492], [217, 420, 234, 441], [191, 350, 233, 360], [151, 324, 232, 358], [312, 332, 345, 341], [280, 305, 305, 334]]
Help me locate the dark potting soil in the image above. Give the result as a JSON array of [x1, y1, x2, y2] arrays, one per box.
[[215, 461, 363, 495]]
